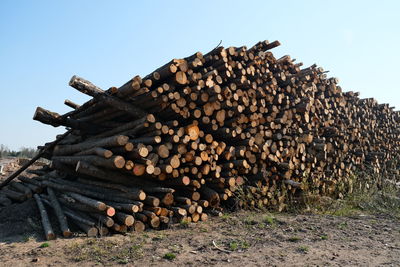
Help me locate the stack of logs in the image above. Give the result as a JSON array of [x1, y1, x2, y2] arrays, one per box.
[[1, 39, 400, 239]]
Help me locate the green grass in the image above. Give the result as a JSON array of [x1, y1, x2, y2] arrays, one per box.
[[180, 219, 190, 228], [163, 253, 176, 260], [242, 213, 259, 226], [229, 241, 238, 251], [23, 235, 34, 242], [228, 240, 251, 251], [288, 236, 302, 242], [199, 227, 208, 233], [320, 235, 328, 240], [39, 242, 50, 248], [297, 245, 309, 253], [152, 234, 166, 241], [263, 214, 277, 226], [221, 213, 231, 220], [338, 222, 348, 229], [299, 167, 400, 219], [67, 239, 144, 264], [241, 241, 250, 249]]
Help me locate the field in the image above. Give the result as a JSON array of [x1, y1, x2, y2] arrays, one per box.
[[0, 206, 399, 266]]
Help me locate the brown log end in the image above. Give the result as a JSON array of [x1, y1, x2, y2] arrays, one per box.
[[149, 217, 160, 228], [124, 215, 135, 226], [138, 147, 149, 157], [175, 71, 187, 85], [116, 135, 130, 146], [169, 155, 181, 169], [200, 213, 208, 222], [87, 227, 98, 237], [133, 164, 146, 176], [186, 124, 200, 141], [63, 230, 73, 238], [133, 221, 146, 232], [138, 191, 147, 201], [113, 156, 126, 168]]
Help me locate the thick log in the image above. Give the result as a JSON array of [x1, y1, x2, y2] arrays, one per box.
[[69, 75, 147, 118], [199, 186, 220, 207], [114, 212, 135, 226], [64, 191, 107, 211], [53, 135, 129, 156], [75, 147, 113, 158], [58, 196, 115, 217], [53, 155, 126, 169], [9, 181, 32, 198], [1, 187, 26, 202]]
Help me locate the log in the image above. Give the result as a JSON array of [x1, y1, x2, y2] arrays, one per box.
[[34, 194, 56, 240], [114, 212, 135, 226], [69, 75, 147, 118], [75, 147, 113, 158], [53, 135, 129, 156], [47, 187, 73, 237], [9, 181, 32, 198], [65, 192, 107, 211], [1, 187, 26, 202]]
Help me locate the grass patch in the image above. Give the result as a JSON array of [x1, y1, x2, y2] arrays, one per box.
[[320, 235, 328, 240], [241, 240, 250, 249], [67, 239, 143, 264], [301, 167, 400, 219], [229, 241, 238, 251], [152, 234, 166, 241], [297, 245, 309, 253], [221, 213, 231, 221], [338, 222, 348, 229], [39, 242, 50, 248], [163, 252, 176, 260], [242, 213, 259, 226], [180, 219, 190, 228], [199, 227, 208, 233], [23, 235, 34, 242], [263, 214, 277, 226], [288, 236, 302, 242], [228, 240, 251, 251]]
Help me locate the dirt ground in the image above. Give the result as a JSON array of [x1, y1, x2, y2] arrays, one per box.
[[0, 159, 399, 266], [0, 201, 399, 267]]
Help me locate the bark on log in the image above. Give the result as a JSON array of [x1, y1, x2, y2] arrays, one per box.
[[34, 194, 56, 240]]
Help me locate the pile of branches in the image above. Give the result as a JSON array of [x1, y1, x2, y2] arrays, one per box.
[[1, 39, 399, 239]]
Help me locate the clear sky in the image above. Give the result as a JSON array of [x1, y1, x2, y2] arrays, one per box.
[[0, 0, 399, 150]]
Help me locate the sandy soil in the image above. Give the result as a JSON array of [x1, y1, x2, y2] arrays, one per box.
[[0, 202, 399, 267]]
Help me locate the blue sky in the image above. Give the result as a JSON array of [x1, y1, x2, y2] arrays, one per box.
[[0, 0, 399, 150]]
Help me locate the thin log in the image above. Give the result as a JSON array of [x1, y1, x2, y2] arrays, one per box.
[[47, 187, 73, 237], [34, 194, 56, 240]]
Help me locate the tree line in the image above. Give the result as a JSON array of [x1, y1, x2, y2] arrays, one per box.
[[0, 144, 38, 158]]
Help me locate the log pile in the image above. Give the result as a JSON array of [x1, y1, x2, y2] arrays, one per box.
[[1, 39, 400, 239]]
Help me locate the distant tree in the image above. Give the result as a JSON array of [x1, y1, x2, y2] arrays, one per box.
[[18, 147, 38, 158], [0, 145, 38, 158], [0, 144, 10, 158]]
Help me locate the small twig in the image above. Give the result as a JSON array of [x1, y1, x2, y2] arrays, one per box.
[[212, 240, 231, 253], [211, 40, 222, 52]]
